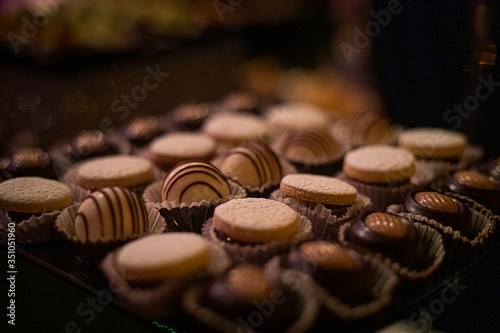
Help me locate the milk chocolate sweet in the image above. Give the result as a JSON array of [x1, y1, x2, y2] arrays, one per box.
[[398, 127, 468, 161], [114, 233, 211, 284], [220, 141, 282, 188], [206, 264, 300, 332], [347, 210, 423, 269], [149, 132, 217, 172], [212, 198, 300, 244], [75, 187, 148, 243], [403, 190, 474, 237], [0, 176, 73, 222], [162, 161, 231, 204], [440, 170, 500, 214], [3, 147, 58, 179], [122, 116, 161, 147], [288, 241, 371, 305], [170, 103, 210, 130], [66, 130, 119, 162], [281, 127, 340, 164]]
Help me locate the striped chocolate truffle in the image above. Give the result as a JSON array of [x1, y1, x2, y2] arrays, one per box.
[[75, 187, 148, 243], [220, 142, 282, 188], [162, 161, 231, 204], [281, 127, 339, 163]]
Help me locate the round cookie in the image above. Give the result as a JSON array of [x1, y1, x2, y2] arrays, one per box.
[[266, 102, 329, 132], [149, 132, 216, 169], [75, 187, 149, 243], [280, 174, 357, 206], [220, 141, 282, 188], [0, 176, 73, 214], [343, 145, 415, 183], [77, 155, 154, 190], [213, 198, 299, 243], [202, 113, 270, 145], [162, 161, 231, 204], [114, 233, 211, 284], [397, 127, 468, 159]]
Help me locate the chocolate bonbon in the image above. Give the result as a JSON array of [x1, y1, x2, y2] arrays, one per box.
[[162, 161, 231, 204], [206, 264, 300, 332], [347, 209, 424, 269], [75, 187, 148, 243], [289, 241, 371, 305], [220, 141, 282, 188], [403, 190, 473, 237]]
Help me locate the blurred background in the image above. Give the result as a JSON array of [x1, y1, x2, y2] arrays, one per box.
[[0, 0, 498, 155]]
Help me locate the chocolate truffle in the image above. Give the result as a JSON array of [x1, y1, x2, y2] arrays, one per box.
[[75, 187, 148, 243], [403, 190, 474, 238], [169, 103, 210, 130], [220, 141, 282, 189], [347, 210, 424, 269], [280, 127, 340, 164], [289, 241, 371, 305], [206, 264, 300, 332], [162, 161, 231, 204], [2, 147, 58, 179], [122, 116, 161, 147], [440, 170, 500, 214], [65, 130, 119, 162]]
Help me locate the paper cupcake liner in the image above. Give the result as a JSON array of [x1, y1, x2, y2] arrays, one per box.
[[0, 206, 73, 244], [182, 265, 320, 333], [100, 242, 232, 321], [269, 189, 368, 241], [202, 214, 313, 265], [336, 172, 415, 210], [144, 180, 246, 233], [276, 251, 399, 322], [338, 221, 446, 286], [411, 159, 459, 188], [386, 195, 495, 260], [61, 165, 153, 197], [54, 203, 166, 267]]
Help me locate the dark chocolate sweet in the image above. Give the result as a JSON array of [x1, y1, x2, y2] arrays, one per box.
[[206, 264, 300, 332], [403, 190, 474, 238], [347, 209, 424, 269], [288, 241, 371, 305], [122, 116, 161, 147], [2, 147, 58, 179], [441, 170, 500, 214], [281, 127, 340, 164], [65, 130, 119, 162], [169, 103, 209, 130]]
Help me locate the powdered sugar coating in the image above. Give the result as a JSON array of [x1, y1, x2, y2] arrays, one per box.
[[0, 177, 73, 213], [266, 102, 329, 131], [213, 198, 299, 243], [77, 155, 154, 189], [280, 174, 357, 205], [149, 132, 216, 159], [343, 145, 415, 183]]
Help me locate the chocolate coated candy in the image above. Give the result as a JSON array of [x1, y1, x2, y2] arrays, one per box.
[[348, 209, 424, 269], [404, 190, 474, 238]]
